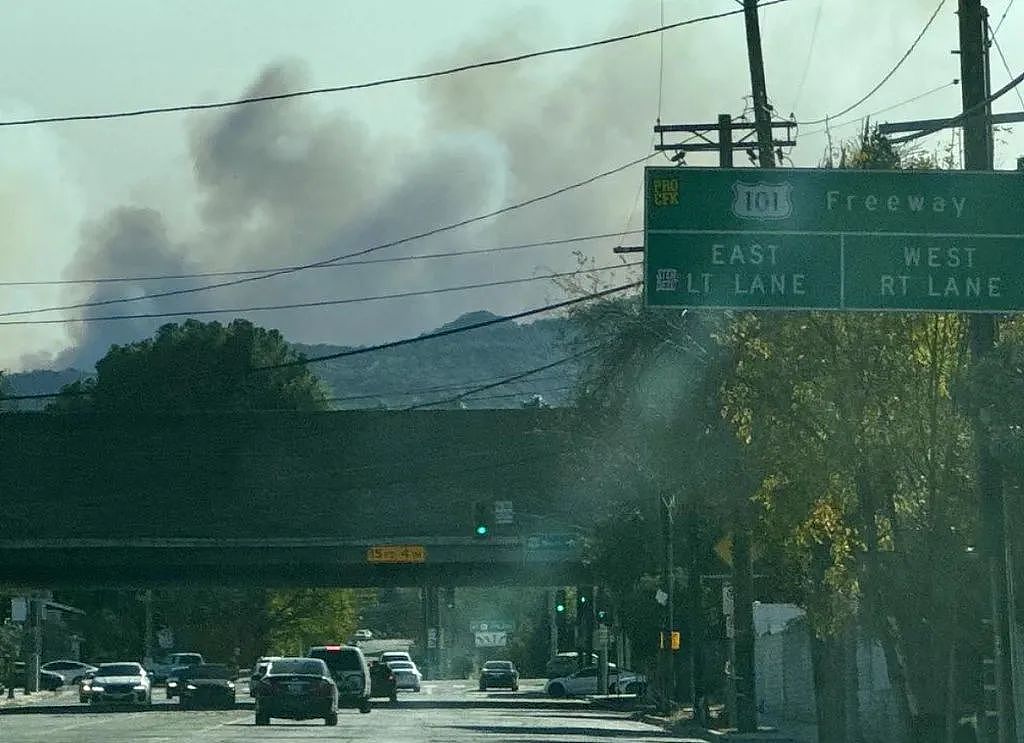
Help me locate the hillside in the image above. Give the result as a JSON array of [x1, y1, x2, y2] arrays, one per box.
[[2, 313, 581, 410]]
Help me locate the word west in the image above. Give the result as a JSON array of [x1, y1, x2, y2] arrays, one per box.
[[879, 243, 1001, 299], [826, 191, 967, 218]]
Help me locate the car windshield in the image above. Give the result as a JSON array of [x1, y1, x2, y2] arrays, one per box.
[[269, 659, 324, 676], [484, 661, 512, 670], [191, 664, 231, 679], [97, 664, 141, 676]]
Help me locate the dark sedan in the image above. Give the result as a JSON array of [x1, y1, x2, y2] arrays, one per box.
[[479, 660, 519, 691], [179, 664, 237, 709], [368, 661, 398, 703], [165, 665, 193, 699], [255, 658, 339, 727]]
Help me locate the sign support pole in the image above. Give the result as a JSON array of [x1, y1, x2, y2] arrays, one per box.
[[960, 4, 1015, 742]]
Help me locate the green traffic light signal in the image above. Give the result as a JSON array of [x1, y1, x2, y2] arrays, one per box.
[[476, 524, 488, 536], [555, 602, 565, 613]]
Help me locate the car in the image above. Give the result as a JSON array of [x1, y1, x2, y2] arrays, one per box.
[[307, 645, 372, 713], [368, 660, 398, 703], [544, 664, 646, 698], [379, 650, 412, 666], [254, 657, 339, 727], [353, 629, 373, 641], [179, 663, 237, 709], [479, 660, 519, 691], [41, 660, 97, 685], [165, 665, 194, 699], [545, 651, 598, 679], [249, 656, 281, 697], [39, 669, 64, 691], [385, 660, 422, 692], [149, 652, 203, 683], [89, 662, 152, 706]]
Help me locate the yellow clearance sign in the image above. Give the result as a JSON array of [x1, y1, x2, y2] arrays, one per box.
[[366, 545, 427, 564]]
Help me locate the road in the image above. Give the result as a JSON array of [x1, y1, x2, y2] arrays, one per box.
[[0, 679, 692, 742]]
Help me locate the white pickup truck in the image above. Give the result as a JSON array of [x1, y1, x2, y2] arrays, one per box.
[[148, 652, 204, 683]]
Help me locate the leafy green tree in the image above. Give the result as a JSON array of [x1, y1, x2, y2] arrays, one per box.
[[49, 319, 329, 412]]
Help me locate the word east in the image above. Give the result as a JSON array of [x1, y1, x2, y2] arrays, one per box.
[[710, 243, 805, 296]]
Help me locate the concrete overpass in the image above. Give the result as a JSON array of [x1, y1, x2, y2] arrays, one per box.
[[0, 410, 593, 587]]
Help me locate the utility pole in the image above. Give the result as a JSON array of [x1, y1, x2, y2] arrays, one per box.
[[142, 590, 154, 669], [744, 0, 775, 169], [661, 493, 676, 704], [960, 3, 1015, 741]]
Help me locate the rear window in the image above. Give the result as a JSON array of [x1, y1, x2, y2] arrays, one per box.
[[309, 647, 363, 673], [388, 661, 414, 669], [484, 661, 513, 670], [269, 659, 326, 676], [192, 664, 231, 679], [174, 654, 202, 665]]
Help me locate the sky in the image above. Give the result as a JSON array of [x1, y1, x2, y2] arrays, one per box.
[[0, 0, 1021, 371]]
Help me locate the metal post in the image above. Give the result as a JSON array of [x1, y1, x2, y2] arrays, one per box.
[[662, 494, 676, 703], [142, 590, 154, 669], [597, 586, 610, 694], [26, 599, 42, 694], [960, 3, 1014, 742], [743, 0, 775, 169], [718, 114, 735, 169], [549, 589, 559, 658]]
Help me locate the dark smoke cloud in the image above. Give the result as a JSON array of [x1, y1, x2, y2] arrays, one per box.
[[46, 3, 750, 370]]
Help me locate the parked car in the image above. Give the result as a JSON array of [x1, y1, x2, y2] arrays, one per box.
[[179, 663, 237, 709], [544, 651, 597, 679], [353, 629, 373, 641], [249, 656, 281, 697], [385, 660, 422, 692], [307, 645, 371, 713], [149, 652, 203, 683], [544, 664, 645, 698], [368, 660, 398, 703], [479, 660, 519, 691], [254, 657, 338, 726], [39, 669, 64, 691], [41, 660, 97, 685], [89, 662, 152, 706]]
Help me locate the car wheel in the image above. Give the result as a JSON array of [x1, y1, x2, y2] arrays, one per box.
[[548, 682, 566, 698], [325, 712, 338, 726], [479, 684, 486, 691], [255, 712, 270, 726], [359, 700, 372, 714], [390, 692, 398, 703], [513, 684, 519, 692]]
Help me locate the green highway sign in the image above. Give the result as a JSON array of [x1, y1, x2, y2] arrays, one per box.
[[645, 167, 1024, 312]]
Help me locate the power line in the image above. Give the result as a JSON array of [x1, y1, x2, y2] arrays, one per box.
[[0, 262, 641, 326], [799, 80, 958, 137], [325, 373, 570, 404], [0, 1, 791, 129], [256, 281, 641, 371], [989, 26, 1024, 110], [993, 0, 1016, 37], [0, 230, 640, 288], [0, 154, 655, 318], [795, 0, 947, 126], [405, 347, 598, 410], [789, 0, 823, 115], [888, 65, 1024, 143]]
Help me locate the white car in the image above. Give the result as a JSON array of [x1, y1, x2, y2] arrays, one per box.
[[353, 629, 373, 641], [379, 651, 411, 665], [544, 665, 646, 697], [385, 660, 422, 692], [41, 660, 97, 685], [89, 662, 152, 706]]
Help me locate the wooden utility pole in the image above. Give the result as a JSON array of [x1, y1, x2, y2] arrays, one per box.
[[744, 0, 776, 169], [959, 3, 1015, 742]]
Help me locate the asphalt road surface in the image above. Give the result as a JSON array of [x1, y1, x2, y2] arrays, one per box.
[[0, 679, 687, 742]]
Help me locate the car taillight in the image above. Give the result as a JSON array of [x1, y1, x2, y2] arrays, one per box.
[[316, 680, 334, 696]]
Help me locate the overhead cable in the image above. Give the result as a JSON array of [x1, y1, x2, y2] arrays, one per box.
[[0, 1, 791, 128], [795, 0, 947, 126]]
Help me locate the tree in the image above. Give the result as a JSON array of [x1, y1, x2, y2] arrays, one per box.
[[48, 319, 357, 665], [49, 319, 329, 412]]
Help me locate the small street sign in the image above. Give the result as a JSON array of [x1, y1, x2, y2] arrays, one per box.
[[366, 545, 427, 564], [470, 620, 515, 633], [494, 500, 514, 525], [157, 627, 174, 650], [474, 631, 508, 648], [10, 597, 27, 622], [427, 627, 438, 649], [646, 167, 1024, 312]]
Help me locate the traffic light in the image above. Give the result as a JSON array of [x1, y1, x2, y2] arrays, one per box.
[[472, 501, 491, 537], [596, 608, 610, 625], [555, 589, 567, 614]]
